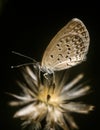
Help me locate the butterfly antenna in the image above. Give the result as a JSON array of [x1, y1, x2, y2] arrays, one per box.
[[11, 62, 37, 68], [12, 51, 37, 62], [11, 51, 37, 68]]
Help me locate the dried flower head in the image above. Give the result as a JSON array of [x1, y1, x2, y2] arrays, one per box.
[[9, 66, 94, 130]]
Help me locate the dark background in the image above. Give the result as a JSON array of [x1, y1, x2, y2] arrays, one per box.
[[0, 0, 100, 130]]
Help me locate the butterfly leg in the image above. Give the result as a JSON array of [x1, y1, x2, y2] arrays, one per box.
[[43, 72, 56, 88]]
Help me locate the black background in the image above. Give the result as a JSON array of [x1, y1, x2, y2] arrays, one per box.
[[0, 1, 100, 130]]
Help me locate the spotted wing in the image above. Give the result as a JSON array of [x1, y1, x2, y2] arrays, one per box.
[[41, 18, 90, 71]]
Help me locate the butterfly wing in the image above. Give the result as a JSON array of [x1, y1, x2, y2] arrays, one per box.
[[41, 18, 90, 71]]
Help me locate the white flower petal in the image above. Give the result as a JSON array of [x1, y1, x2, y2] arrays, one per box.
[[61, 74, 84, 93], [14, 103, 36, 117], [60, 102, 94, 113], [26, 66, 37, 82]]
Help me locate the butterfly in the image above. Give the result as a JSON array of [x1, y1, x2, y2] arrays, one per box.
[[12, 18, 90, 81]]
